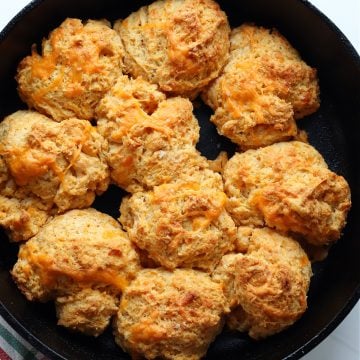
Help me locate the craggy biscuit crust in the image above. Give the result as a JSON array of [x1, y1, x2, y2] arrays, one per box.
[[213, 227, 312, 339], [56, 288, 119, 337], [97, 75, 209, 192], [114, 268, 227, 360], [116, 0, 230, 97], [223, 141, 351, 245], [12, 209, 141, 335], [120, 177, 236, 271], [17, 18, 124, 121], [202, 23, 320, 149], [0, 111, 109, 241]]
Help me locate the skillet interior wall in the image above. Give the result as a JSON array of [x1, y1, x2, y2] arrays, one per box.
[[0, 0, 359, 359]]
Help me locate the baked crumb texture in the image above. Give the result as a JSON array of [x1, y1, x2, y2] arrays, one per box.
[[114, 268, 227, 360], [202, 23, 320, 149], [120, 175, 237, 272], [213, 227, 312, 339], [115, 0, 230, 98], [96, 75, 211, 192], [3, 0, 352, 358], [11, 209, 140, 336], [0, 111, 109, 241], [223, 141, 351, 246], [17, 18, 125, 121]]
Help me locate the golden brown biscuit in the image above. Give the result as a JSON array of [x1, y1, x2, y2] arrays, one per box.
[[0, 192, 50, 243], [12, 209, 141, 335], [115, 0, 230, 97], [17, 18, 124, 121], [0, 111, 109, 241], [202, 23, 320, 149], [114, 268, 227, 360], [0, 153, 51, 241], [229, 24, 320, 119], [223, 141, 351, 245], [120, 175, 236, 271], [12, 208, 141, 300], [56, 288, 118, 337], [212, 227, 312, 339], [97, 76, 209, 192]]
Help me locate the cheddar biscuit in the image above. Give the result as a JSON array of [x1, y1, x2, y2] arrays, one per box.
[[202, 23, 320, 149], [115, 0, 230, 97], [97, 76, 208, 192], [12, 209, 140, 335], [213, 227, 312, 339], [0, 111, 109, 241], [120, 176, 236, 271], [223, 142, 351, 245], [114, 268, 227, 360], [17, 18, 124, 121]]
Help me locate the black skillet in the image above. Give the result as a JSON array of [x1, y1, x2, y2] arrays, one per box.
[[0, 0, 359, 359]]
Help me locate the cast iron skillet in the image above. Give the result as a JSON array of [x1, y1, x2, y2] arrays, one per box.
[[0, 0, 359, 359]]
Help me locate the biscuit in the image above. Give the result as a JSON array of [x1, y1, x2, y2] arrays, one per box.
[[202, 23, 320, 149], [213, 227, 312, 339], [97, 76, 209, 192], [114, 268, 227, 360], [12, 209, 141, 335], [115, 0, 230, 97], [120, 175, 236, 271], [17, 18, 124, 121], [56, 288, 119, 337], [0, 110, 109, 241], [223, 141, 351, 245], [230, 24, 320, 119]]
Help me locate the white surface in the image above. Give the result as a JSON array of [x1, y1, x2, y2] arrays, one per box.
[[0, 1, 359, 359], [309, 0, 360, 53]]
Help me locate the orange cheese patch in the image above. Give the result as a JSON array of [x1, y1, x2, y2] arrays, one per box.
[[19, 244, 128, 292], [7, 148, 56, 186]]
